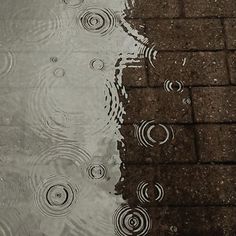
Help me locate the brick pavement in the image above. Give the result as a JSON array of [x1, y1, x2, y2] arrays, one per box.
[[121, 1, 236, 235]]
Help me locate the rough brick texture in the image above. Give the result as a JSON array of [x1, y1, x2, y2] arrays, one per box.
[[126, 0, 180, 18], [120, 124, 197, 163], [124, 88, 192, 123], [149, 51, 228, 86], [224, 19, 236, 49], [184, 0, 236, 17], [145, 19, 224, 50], [196, 124, 236, 162], [192, 87, 236, 122]]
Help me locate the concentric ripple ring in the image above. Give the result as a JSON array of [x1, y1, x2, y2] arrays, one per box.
[[78, 7, 117, 36]]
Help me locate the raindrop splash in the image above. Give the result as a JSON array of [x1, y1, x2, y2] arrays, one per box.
[[164, 80, 184, 93], [134, 120, 156, 147], [113, 205, 152, 236], [35, 176, 79, 218], [78, 7, 118, 36], [136, 181, 164, 203], [158, 124, 175, 145]]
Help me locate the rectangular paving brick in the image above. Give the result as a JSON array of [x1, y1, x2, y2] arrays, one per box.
[[125, 0, 180, 18], [228, 51, 236, 84], [124, 88, 192, 123], [224, 19, 236, 50], [121, 165, 236, 206], [192, 87, 236, 122], [120, 124, 196, 164], [155, 166, 236, 205], [196, 124, 236, 162], [149, 51, 228, 86], [145, 19, 224, 50], [122, 59, 147, 87], [150, 207, 236, 236], [184, 0, 236, 17]]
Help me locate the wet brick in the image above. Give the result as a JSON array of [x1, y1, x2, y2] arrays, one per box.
[[120, 124, 196, 164], [228, 51, 236, 84], [154, 166, 236, 205], [124, 88, 192, 123], [224, 19, 236, 49], [149, 51, 228, 86], [150, 207, 236, 236], [125, 0, 180, 18], [122, 59, 147, 87], [145, 19, 224, 50], [184, 0, 236, 17], [196, 124, 236, 162], [120, 165, 236, 206], [192, 87, 236, 122]]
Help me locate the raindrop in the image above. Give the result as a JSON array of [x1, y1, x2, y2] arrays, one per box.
[[50, 57, 58, 63], [53, 67, 66, 78], [89, 58, 105, 71], [87, 164, 107, 180], [136, 181, 164, 203], [134, 120, 156, 147], [182, 97, 191, 105], [35, 176, 79, 217], [78, 8, 118, 36], [170, 225, 178, 233], [158, 124, 175, 145], [164, 80, 184, 93], [113, 205, 152, 236]]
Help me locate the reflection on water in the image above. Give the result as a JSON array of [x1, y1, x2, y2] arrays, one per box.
[[0, 0, 156, 235]]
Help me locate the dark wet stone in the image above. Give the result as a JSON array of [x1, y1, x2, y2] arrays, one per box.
[[192, 87, 236, 122], [184, 0, 236, 17], [149, 51, 228, 86], [145, 19, 224, 50], [149, 207, 236, 236], [125, 0, 180, 18], [120, 124, 197, 164], [196, 124, 236, 162], [124, 88, 192, 123], [225, 19, 236, 49], [228, 51, 236, 84]]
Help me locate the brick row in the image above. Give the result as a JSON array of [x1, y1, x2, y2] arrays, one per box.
[[149, 207, 236, 236], [145, 19, 224, 50], [119, 165, 236, 206]]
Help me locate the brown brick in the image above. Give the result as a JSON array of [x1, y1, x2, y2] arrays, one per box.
[[149, 51, 228, 86], [154, 166, 236, 205], [116, 165, 154, 206], [125, 0, 180, 18], [122, 59, 147, 87], [228, 51, 236, 84], [184, 0, 236, 17], [196, 124, 236, 162], [150, 207, 236, 236], [192, 87, 236, 122], [120, 124, 196, 164], [124, 88, 192, 123], [225, 19, 236, 49], [145, 19, 224, 50], [120, 165, 236, 206]]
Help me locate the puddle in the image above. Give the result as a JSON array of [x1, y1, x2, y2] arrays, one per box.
[[0, 0, 158, 235]]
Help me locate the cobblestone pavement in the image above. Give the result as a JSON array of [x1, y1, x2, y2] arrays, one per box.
[[121, 0, 236, 235]]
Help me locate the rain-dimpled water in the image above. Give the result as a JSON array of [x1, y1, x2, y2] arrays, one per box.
[[0, 0, 161, 235]]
